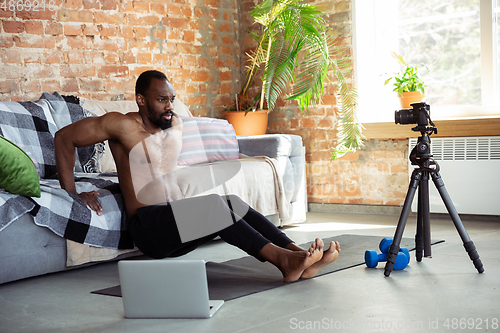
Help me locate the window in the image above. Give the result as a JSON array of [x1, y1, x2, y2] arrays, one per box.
[[353, 0, 500, 123]]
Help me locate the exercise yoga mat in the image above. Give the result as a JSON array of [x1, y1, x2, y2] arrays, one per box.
[[91, 234, 444, 301]]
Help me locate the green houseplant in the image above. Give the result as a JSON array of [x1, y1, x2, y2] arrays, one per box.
[[384, 52, 427, 108], [226, 0, 363, 158]]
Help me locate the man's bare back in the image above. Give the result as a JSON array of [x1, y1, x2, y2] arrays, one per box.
[[55, 78, 183, 217]]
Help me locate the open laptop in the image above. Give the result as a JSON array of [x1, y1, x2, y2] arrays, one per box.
[[118, 259, 224, 319]]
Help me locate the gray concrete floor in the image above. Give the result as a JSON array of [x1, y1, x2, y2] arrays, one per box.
[[1, 211, 499, 333]]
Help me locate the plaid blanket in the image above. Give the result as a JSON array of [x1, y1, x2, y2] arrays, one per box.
[[0, 93, 131, 249], [0, 173, 133, 249], [0, 92, 101, 178]]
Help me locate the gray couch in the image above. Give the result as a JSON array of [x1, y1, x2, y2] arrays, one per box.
[[0, 98, 306, 285]]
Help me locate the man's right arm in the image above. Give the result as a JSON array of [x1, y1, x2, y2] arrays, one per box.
[[54, 113, 124, 215]]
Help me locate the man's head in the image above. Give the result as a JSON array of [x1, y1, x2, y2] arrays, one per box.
[[135, 70, 176, 130]]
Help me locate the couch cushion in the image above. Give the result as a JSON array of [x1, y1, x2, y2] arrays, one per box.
[[237, 134, 292, 158], [237, 134, 305, 206], [178, 117, 239, 166], [0, 136, 41, 197], [175, 156, 289, 220], [0, 213, 67, 284]]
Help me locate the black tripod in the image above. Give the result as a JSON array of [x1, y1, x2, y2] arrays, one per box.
[[384, 105, 484, 277]]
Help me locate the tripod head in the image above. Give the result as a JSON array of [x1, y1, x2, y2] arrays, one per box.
[[395, 102, 438, 171]]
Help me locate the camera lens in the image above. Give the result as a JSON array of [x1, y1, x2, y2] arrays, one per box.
[[395, 109, 417, 124], [395, 110, 402, 124]]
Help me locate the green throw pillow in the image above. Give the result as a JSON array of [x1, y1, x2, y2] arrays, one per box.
[[0, 136, 41, 197]]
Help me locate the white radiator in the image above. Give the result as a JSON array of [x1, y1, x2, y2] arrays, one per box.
[[409, 136, 500, 215]]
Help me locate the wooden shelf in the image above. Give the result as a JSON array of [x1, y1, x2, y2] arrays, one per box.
[[362, 116, 500, 139]]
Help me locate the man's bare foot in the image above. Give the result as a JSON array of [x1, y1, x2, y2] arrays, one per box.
[[282, 243, 323, 282], [309, 238, 324, 255], [300, 241, 340, 279], [260, 242, 323, 282], [286, 238, 324, 254]]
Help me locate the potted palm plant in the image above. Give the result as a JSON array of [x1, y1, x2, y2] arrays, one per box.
[[384, 52, 427, 108], [225, 0, 363, 158]]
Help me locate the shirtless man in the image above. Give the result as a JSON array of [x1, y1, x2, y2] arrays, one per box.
[[54, 70, 340, 282]]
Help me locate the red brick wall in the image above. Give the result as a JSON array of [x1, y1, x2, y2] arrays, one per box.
[[0, 0, 241, 117], [305, 139, 408, 205]]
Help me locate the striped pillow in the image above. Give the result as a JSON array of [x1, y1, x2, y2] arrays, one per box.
[[178, 117, 239, 166]]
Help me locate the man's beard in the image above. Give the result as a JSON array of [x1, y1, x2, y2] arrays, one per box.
[[157, 112, 173, 130], [147, 106, 173, 130]]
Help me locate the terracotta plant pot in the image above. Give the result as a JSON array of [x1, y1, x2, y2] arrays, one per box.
[[224, 110, 269, 136], [398, 91, 423, 109]]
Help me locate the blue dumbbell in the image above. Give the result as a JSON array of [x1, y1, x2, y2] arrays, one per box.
[[364, 237, 411, 270], [364, 250, 409, 270], [399, 247, 410, 260], [379, 237, 411, 262]]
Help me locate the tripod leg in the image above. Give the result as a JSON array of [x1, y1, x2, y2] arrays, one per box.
[[420, 171, 432, 257], [431, 171, 484, 273], [385, 169, 422, 277], [415, 180, 424, 262]]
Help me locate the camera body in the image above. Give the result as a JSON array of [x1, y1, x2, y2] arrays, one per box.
[[395, 102, 437, 135], [394, 102, 430, 126]]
